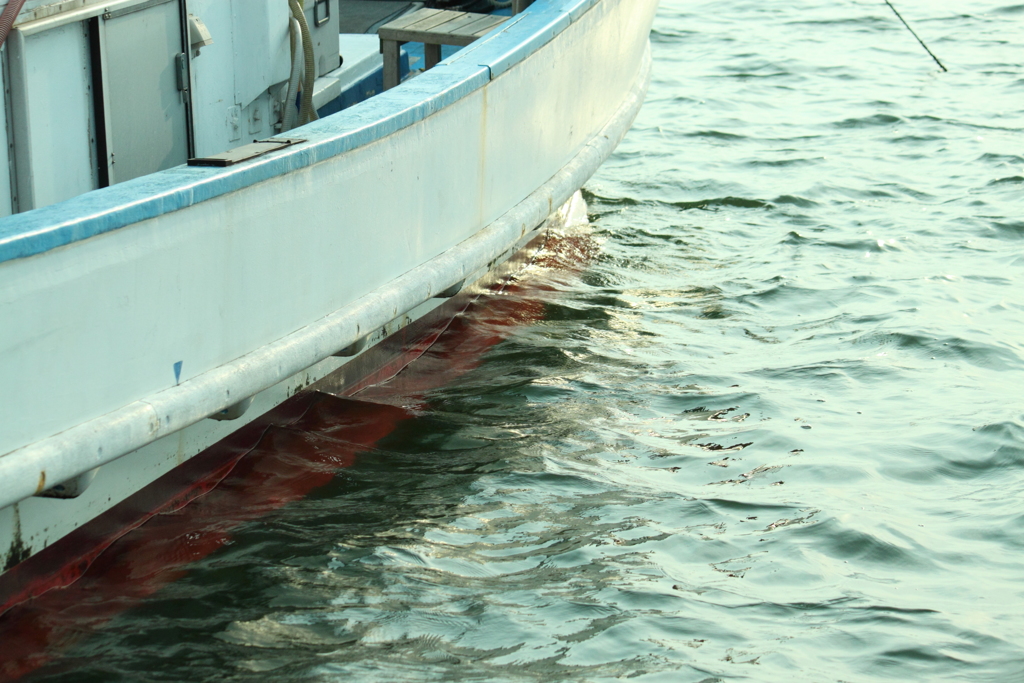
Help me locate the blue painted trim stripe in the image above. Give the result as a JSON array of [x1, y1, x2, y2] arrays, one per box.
[[452, 0, 598, 77], [0, 0, 598, 265]]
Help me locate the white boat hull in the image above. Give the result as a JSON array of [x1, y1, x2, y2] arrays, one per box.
[[0, 0, 657, 601]]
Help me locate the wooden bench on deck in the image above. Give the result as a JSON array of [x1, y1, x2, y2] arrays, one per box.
[[378, 8, 510, 90]]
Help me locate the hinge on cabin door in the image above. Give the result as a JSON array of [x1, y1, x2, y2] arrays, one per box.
[[175, 52, 190, 103]]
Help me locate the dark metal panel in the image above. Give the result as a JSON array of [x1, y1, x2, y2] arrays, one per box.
[[187, 138, 306, 167]]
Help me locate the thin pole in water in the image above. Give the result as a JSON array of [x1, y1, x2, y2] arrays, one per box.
[[883, 0, 948, 72]]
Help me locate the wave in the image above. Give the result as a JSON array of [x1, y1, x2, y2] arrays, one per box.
[[670, 196, 773, 211]]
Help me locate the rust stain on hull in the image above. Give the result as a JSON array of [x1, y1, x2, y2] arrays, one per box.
[[3, 505, 31, 572]]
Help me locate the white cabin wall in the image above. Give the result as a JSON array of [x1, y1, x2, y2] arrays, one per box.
[[0, 1, 104, 215], [188, 0, 236, 157], [188, 0, 290, 157], [8, 21, 97, 211], [232, 0, 290, 108]]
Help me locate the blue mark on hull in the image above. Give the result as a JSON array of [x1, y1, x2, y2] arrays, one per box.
[[173, 361, 183, 385]]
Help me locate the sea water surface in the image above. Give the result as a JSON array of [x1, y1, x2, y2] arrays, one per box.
[[15, 0, 1024, 680]]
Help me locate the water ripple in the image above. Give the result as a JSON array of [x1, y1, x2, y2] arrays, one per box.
[[14, 0, 1024, 681]]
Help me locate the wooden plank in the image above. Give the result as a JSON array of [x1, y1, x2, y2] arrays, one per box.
[[188, 138, 304, 167], [378, 8, 510, 83], [379, 9, 507, 41], [379, 12, 474, 46], [380, 26, 476, 47], [378, 7, 443, 32], [380, 15, 509, 47], [474, 14, 512, 32], [397, 9, 466, 34], [422, 11, 485, 36], [451, 14, 508, 39]]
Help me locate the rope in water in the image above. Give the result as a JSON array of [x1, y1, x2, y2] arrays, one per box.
[[883, 0, 948, 72]]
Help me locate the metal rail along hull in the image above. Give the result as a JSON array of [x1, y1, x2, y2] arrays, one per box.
[[0, 0, 657, 598]]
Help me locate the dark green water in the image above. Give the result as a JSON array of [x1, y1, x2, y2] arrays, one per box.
[[22, 1, 1024, 680]]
